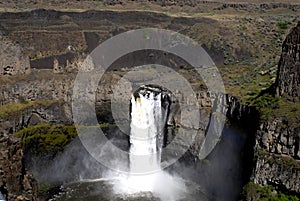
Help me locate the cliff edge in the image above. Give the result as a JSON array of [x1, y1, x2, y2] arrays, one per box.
[[249, 22, 300, 198], [276, 21, 300, 101]]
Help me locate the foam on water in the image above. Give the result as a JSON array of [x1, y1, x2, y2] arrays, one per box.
[[113, 171, 187, 201]]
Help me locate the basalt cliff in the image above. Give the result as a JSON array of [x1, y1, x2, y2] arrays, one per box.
[[0, 5, 299, 201], [250, 22, 300, 197]]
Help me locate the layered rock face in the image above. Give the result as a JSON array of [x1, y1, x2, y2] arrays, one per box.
[[254, 153, 300, 193], [256, 119, 300, 159], [0, 134, 38, 201], [254, 119, 300, 193], [253, 120, 300, 193], [252, 22, 300, 194], [276, 22, 300, 101], [0, 34, 30, 76]]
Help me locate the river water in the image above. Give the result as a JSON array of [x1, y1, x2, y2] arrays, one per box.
[[51, 178, 210, 201]]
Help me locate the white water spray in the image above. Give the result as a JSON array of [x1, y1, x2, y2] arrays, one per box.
[[113, 87, 187, 201], [130, 90, 164, 174]]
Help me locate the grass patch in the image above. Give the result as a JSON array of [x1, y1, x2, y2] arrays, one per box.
[[16, 122, 113, 156], [16, 123, 77, 155], [257, 150, 300, 170], [277, 21, 289, 35], [247, 93, 280, 121], [248, 93, 300, 123], [218, 64, 276, 103], [0, 100, 59, 119], [38, 183, 53, 195], [241, 182, 299, 201], [244, 86, 300, 123], [99, 122, 111, 128], [272, 101, 300, 126]]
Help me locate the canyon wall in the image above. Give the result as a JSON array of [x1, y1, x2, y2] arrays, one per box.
[[276, 22, 300, 101], [0, 8, 299, 200], [252, 22, 300, 195], [0, 134, 38, 201], [0, 34, 30, 76]]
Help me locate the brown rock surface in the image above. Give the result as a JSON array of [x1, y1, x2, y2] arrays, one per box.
[[276, 22, 300, 101], [0, 134, 38, 201], [251, 22, 300, 195], [0, 34, 30, 76]]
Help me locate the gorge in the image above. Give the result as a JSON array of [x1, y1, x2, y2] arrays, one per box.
[[0, 2, 300, 201]]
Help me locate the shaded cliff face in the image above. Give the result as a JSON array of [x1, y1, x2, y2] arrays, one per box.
[[276, 22, 300, 101], [253, 152, 300, 193], [0, 134, 38, 201], [254, 117, 300, 193], [252, 22, 300, 195], [256, 119, 300, 159]]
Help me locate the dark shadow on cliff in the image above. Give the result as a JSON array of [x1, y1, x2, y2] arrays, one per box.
[[167, 123, 257, 201]]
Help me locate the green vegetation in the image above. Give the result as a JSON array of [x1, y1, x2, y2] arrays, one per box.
[[218, 64, 276, 104], [272, 101, 300, 126], [247, 93, 280, 121], [0, 100, 59, 119], [16, 122, 113, 156], [242, 182, 299, 201], [246, 92, 300, 123], [241, 82, 300, 122], [257, 150, 300, 170], [277, 21, 289, 35], [38, 183, 53, 195], [246, 91, 300, 123], [16, 123, 77, 155], [99, 122, 111, 128]]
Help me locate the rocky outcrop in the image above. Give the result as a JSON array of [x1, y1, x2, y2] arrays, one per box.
[[253, 152, 300, 193], [215, 2, 300, 12], [252, 116, 300, 194], [0, 134, 38, 201], [0, 8, 288, 74], [0, 34, 30, 76], [0, 102, 72, 134], [256, 118, 300, 159], [275, 21, 300, 101], [226, 95, 260, 131], [250, 22, 300, 196]]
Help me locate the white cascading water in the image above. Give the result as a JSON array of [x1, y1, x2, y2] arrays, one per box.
[[113, 87, 186, 201], [130, 91, 164, 174]]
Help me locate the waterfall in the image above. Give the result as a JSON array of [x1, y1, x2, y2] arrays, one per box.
[[113, 86, 187, 200], [0, 192, 5, 201], [129, 89, 166, 174]]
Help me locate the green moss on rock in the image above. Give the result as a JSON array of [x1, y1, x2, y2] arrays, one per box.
[[0, 100, 59, 119], [241, 182, 299, 201], [16, 123, 77, 156], [257, 150, 300, 170]]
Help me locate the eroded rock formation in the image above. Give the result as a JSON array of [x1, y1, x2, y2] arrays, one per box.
[[0, 33, 30, 76], [252, 22, 300, 195], [253, 153, 300, 193], [256, 118, 300, 159], [0, 134, 38, 201], [276, 21, 300, 101]]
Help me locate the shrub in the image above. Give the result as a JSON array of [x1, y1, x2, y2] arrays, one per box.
[[0, 100, 58, 118], [248, 93, 280, 121], [277, 21, 289, 35], [241, 182, 299, 201], [17, 123, 77, 156]]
